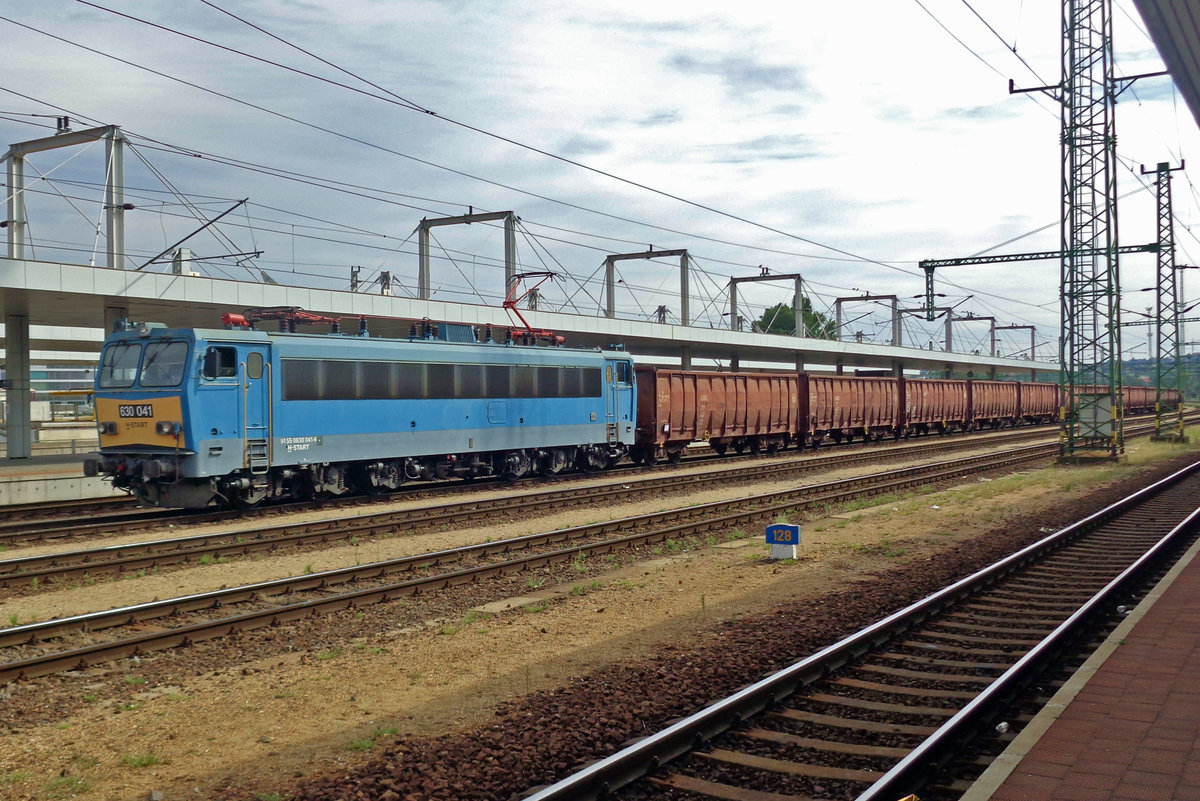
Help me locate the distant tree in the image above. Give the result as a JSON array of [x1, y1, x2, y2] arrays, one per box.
[[753, 299, 836, 338]]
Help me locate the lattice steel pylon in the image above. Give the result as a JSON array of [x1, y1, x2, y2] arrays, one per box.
[[1059, 0, 1123, 459], [1146, 161, 1187, 441]]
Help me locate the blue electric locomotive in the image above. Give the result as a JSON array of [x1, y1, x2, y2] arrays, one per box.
[[85, 316, 636, 508]]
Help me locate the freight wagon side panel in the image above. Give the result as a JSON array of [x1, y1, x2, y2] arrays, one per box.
[[1124, 385, 1154, 414], [1019, 382, 1059, 421], [635, 368, 662, 446], [636, 369, 801, 451], [904, 379, 968, 429], [969, 381, 1020, 424], [862, 378, 895, 429], [808, 376, 899, 435], [805, 375, 831, 433], [798, 375, 812, 442], [741, 374, 800, 436]]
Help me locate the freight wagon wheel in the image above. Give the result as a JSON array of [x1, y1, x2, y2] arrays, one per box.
[[711, 442, 728, 457], [667, 447, 684, 464], [748, 438, 762, 455]]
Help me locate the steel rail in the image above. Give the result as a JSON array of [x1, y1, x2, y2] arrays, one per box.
[[856, 464, 1200, 800], [0, 495, 136, 523], [0, 445, 1055, 682], [0, 430, 1069, 587], [0, 418, 1108, 546], [519, 458, 1200, 801]]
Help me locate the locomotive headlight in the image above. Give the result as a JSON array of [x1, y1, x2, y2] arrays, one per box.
[[97, 421, 117, 434], [155, 421, 181, 436]]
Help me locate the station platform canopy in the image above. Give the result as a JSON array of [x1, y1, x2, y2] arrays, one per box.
[[1, 256, 1049, 377]]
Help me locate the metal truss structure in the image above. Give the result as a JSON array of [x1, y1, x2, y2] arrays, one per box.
[[1145, 161, 1187, 440], [1056, 0, 1123, 457]]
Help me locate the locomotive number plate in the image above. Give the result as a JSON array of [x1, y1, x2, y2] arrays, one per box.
[[118, 404, 155, 418]]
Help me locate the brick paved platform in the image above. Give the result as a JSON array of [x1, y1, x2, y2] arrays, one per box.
[[961, 533, 1200, 801]]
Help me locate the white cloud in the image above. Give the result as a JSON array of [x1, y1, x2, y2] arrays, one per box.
[[0, 0, 1194, 356]]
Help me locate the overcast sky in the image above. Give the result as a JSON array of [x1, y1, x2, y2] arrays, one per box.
[[2, 0, 1197, 361]]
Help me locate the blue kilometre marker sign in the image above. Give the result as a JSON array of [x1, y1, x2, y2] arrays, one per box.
[[765, 523, 801, 559]]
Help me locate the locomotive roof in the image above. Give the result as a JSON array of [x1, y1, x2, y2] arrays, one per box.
[[106, 325, 632, 357]]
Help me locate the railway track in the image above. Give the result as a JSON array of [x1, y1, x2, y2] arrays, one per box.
[[0, 442, 1061, 684], [1, 418, 1177, 589], [518, 460, 1200, 801], [0, 494, 137, 525], [0, 423, 1094, 591], [0, 420, 1100, 545]]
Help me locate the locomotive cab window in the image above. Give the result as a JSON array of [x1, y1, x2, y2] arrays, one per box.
[[613, 361, 631, 384], [140, 341, 189, 387], [202, 346, 238, 380], [98, 342, 142, 388]]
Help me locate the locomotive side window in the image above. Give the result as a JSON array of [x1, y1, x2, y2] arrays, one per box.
[[514, 366, 536, 397], [282, 360, 320, 399], [246, 352, 264, 380], [395, 364, 425, 399], [141, 341, 189, 387], [487, 366, 513, 398], [428, 364, 455, 399], [537, 366, 559, 397], [279, 359, 602, 400], [360, 362, 390, 399], [202, 347, 238, 380], [99, 342, 142, 388], [458, 365, 485, 398], [613, 361, 631, 384], [567, 367, 602, 398], [325, 361, 357, 398]]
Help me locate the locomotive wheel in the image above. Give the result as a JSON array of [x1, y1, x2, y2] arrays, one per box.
[[540, 449, 570, 476], [503, 450, 533, 481]]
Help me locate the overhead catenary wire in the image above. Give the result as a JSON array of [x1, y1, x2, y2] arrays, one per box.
[[0, 4, 1180, 335], [0, 75, 1076, 331], [4, 81, 917, 288], [12, 6, 935, 285]]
